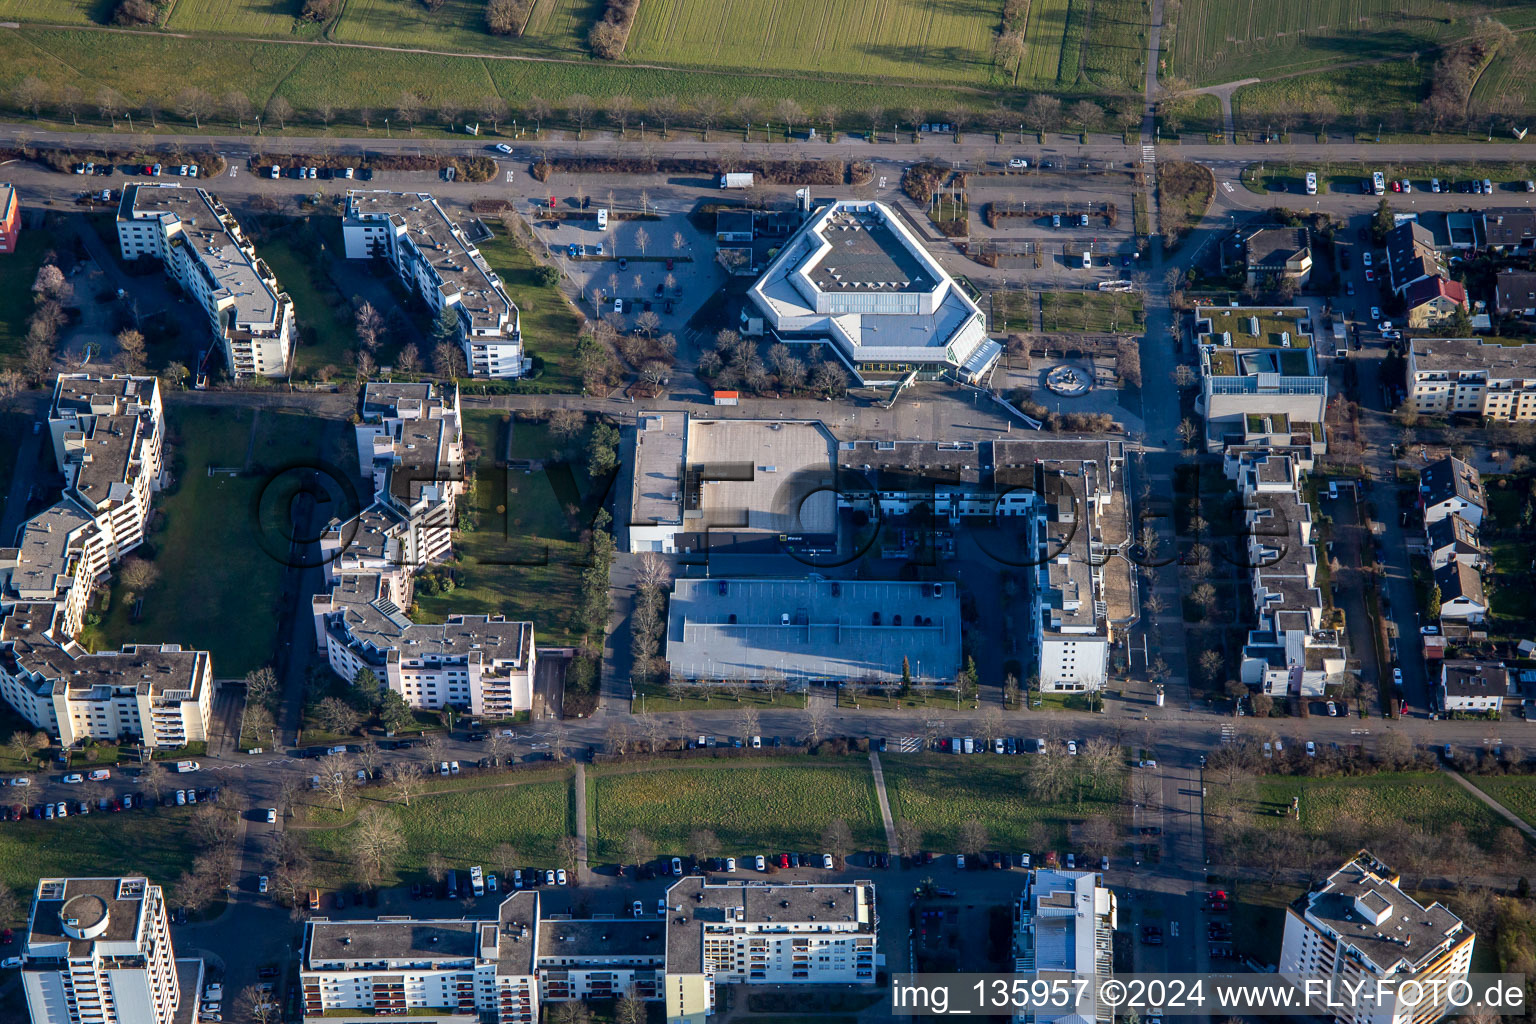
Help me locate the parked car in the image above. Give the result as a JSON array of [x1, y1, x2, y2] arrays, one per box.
[[821, 853, 834, 869], [494, 143, 513, 154], [62, 774, 83, 784], [258, 876, 269, 894], [1008, 157, 1028, 169], [755, 855, 767, 871], [265, 808, 277, 824]]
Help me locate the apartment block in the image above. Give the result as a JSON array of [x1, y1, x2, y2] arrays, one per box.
[[312, 383, 535, 716], [1013, 869, 1117, 1024], [342, 191, 524, 378], [0, 182, 19, 254], [536, 919, 664, 1004], [0, 375, 213, 749], [299, 892, 540, 1024], [116, 183, 293, 378], [1407, 337, 1536, 422], [1231, 453, 1344, 698], [663, 877, 877, 1022], [1194, 306, 1327, 455], [21, 876, 201, 1024], [1438, 660, 1508, 713], [1279, 852, 1474, 1024]]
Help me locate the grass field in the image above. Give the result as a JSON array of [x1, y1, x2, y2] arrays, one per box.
[[333, 0, 596, 56], [880, 753, 1124, 851], [1168, 0, 1535, 87], [1078, 0, 1150, 93], [587, 759, 884, 858], [301, 775, 573, 887], [473, 233, 583, 390], [1466, 775, 1536, 829], [409, 411, 598, 645], [0, 228, 52, 368], [254, 230, 357, 378], [164, 0, 324, 37], [0, 809, 203, 927], [1157, 160, 1214, 250], [1210, 772, 1511, 851], [0, 0, 110, 24], [626, 0, 1005, 85], [1039, 290, 1145, 332], [1228, 60, 1426, 132], [87, 404, 344, 677]]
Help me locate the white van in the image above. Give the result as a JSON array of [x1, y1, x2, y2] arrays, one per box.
[[1081, 250, 1092, 269], [175, 761, 200, 773], [596, 208, 608, 230], [1305, 172, 1318, 195], [1371, 171, 1385, 195]]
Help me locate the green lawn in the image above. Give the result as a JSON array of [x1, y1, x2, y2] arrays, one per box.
[[300, 774, 573, 888], [587, 759, 884, 859], [164, 0, 324, 36], [632, 687, 807, 712], [0, 808, 205, 932], [410, 411, 598, 645], [1039, 291, 1145, 333], [473, 234, 583, 391], [87, 404, 342, 677], [253, 223, 357, 379], [1465, 775, 1536, 830], [881, 753, 1124, 851], [0, 227, 53, 368], [1210, 772, 1511, 851]]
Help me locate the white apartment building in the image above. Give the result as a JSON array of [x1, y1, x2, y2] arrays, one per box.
[[1194, 306, 1328, 455], [312, 383, 535, 716], [1231, 453, 1344, 699], [300, 892, 540, 1024], [116, 183, 294, 378], [0, 376, 214, 749], [342, 191, 524, 379], [1438, 660, 1508, 713], [21, 876, 201, 1024], [536, 919, 665, 1004], [1407, 337, 1536, 422], [1279, 852, 1474, 1024], [663, 877, 877, 1022], [1013, 869, 1117, 1024]]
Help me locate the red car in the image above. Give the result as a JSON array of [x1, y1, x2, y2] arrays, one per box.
[[779, 854, 790, 868], [1391, 180, 1403, 192]]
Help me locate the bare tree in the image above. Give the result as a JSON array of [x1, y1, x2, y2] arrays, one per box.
[[739, 707, 760, 743], [315, 753, 356, 811], [234, 985, 282, 1024], [351, 806, 405, 885], [266, 96, 293, 131], [386, 761, 424, 806], [894, 819, 924, 859], [958, 819, 990, 856], [1074, 814, 1118, 858], [355, 301, 385, 353], [689, 829, 722, 863], [804, 701, 829, 746], [821, 818, 854, 862], [175, 87, 214, 128]]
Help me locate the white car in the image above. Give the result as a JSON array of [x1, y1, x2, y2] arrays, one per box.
[[671, 856, 683, 876], [724, 857, 736, 872], [439, 762, 450, 775], [1392, 668, 1403, 687], [1101, 856, 1109, 871], [1361, 252, 1372, 267], [1008, 157, 1028, 169], [821, 853, 834, 869], [754, 855, 766, 871], [956, 854, 966, 869], [202, 1004, 220, 1015], [10, 776, 30, 787], [266, 808, 277, 824], [494, 143, 513, 154], [543, 869, 555, 886], [1431, 178, 1441, 193], [258, 876, 268, 893], [449, 761, 460, 774], [2, 957, 22, 969], [1305, 742, 1316, 757], [751, 735, 761, 748], [1066, 741, 1078, 755], [556, 868, 567, 886], [1138, 759, 1157, 768], [1369, 306, 1381, 322], [632, 900, 644, 917], [657, 897, 667, 915], [176, 790, 186, 806], [62, 774, 83, 784], [1326, 701, 1338, 717], [487, 874, 497, 892]]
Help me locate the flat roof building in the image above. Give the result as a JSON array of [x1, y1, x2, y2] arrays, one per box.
[[343, 191, 524, 379], [663, 877, 876, 1022], [1194, 306, 1326, 454], [665, 577, 960, 684], [1014, 869, 1117, 1024], [1280, 852, 1473, 1024], [0, 182, 19, 255], [22, 876, 200, 1024], [1407, 337, 1536, 423], [117, 183, 293, 378], [747, 200, 999, 385]]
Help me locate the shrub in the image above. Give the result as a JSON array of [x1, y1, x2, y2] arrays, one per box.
[[588, 0, 641, 58], [113, 0, 158, 25], [485, 0, 533, 35]]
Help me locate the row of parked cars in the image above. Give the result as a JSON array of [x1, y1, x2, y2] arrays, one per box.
[[271, 164, 371, 181], [3, 784, 220, 822]]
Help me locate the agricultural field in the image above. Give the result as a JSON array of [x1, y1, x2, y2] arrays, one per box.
[[86, 405, 349, 678], [1168, 0, 1536, 87], [587, 760, 885, 858], [880, 754, 1125, 852], [1472, 32, 1536, 115], [1209, 772, 1512, 853], [409, 411, 599, 645], [332, 0, 594, 56], [1078, 0, 1150, 92], [0, 0, 110, 24], [301, 776, 573, 888], [1467, 775, 1536, 829], [163, 0, 323, 37], [626, 0, 1005, 86], [1040, 290, 1145, 333]]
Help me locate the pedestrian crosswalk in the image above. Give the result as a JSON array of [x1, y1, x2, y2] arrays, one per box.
[[1141, 144, 1156, 165]]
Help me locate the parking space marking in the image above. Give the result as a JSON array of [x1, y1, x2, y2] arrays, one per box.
[[1222, 180, 1234, 192], [229, 166, 238, 177], [506, 170, 515, 183]]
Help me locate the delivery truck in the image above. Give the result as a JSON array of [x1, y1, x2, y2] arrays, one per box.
[[720, 173, 754, 189]]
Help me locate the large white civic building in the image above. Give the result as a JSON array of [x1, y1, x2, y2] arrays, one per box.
[[342, 191, 525, 379], [116, 183, 294, 378], [747, 200, 999, 385]]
